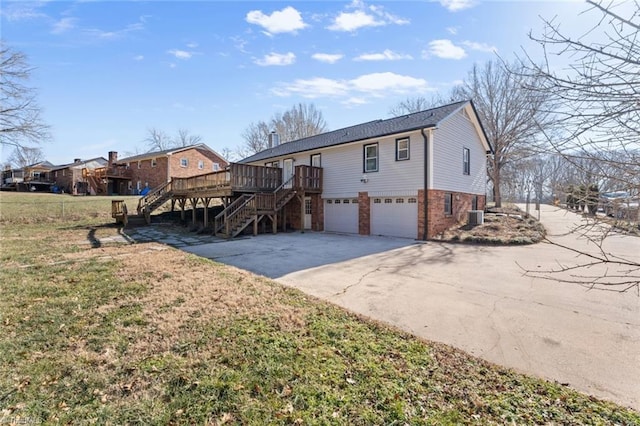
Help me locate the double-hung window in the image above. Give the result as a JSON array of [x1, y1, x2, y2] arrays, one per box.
[[444, 193, 453, 216], [396, 138, 409, 161], [463, 148, 470, 175], [364, 143, 378, 173], [180, 158, 188, 168]]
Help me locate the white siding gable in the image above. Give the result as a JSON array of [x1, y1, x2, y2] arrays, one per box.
[[431, 108, 487, 195]]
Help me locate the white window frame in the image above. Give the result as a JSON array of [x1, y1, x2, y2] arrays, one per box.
[[198, 160, 204, 170], [151, 158, 157, 168], [396, 138, 410, 161], [180, 158, 188, 168], [311, 154, 321, 167], [463, 148, 470, 175], [364, 143, 378, 173], [212, 162, 220, 171]]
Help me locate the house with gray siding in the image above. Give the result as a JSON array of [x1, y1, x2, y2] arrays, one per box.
[[240, 100, 492, 239]]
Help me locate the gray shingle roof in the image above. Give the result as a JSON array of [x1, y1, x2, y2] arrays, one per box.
[[240, 100, 470, 163], [116, 143, 217, 164]]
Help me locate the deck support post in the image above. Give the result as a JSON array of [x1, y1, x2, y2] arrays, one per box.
[[171, 199, 176, 212], [203, 197, 211, 227], [272, 214, 277, 234], [179, 198, 186, 221], [190, 198, 198, 225], [253, 215, 258, 236], [299, 191, 305, 233]]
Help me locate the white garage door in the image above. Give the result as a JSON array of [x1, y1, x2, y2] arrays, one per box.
[[371, 196, 418, 239], [324, 198, 359, 234]]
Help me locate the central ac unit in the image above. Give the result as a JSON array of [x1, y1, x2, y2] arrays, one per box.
[[468, 210, 484, 226]]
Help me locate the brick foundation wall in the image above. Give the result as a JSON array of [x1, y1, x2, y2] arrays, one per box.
[[285, 196, 302, 231], [358, 192, 370, 236], [426, 190, 486, 238], [311, 194, 324, 231]]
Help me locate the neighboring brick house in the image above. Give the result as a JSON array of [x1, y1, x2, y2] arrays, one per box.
[[50, 157, 108, 195], [240, 100, 493, 239], [2, 161, 55, 192], [113, 144, 228, 194]]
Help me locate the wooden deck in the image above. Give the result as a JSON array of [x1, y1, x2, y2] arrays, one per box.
[[170, 163, 322, 198]]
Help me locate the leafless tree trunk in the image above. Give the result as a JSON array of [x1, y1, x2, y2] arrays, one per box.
[[239, 103, 327, 157], [0, 43, 50, 148], [453, 60, 555, 207]]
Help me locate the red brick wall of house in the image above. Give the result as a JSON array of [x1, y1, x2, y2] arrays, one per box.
[[129, 157, 169, 191], [285, 196, 302, 231], [358, 192, 370, 236], [126, 148, 228, 192], [53, 169, 83, 194], [169, 148, 227, 179], [424, 190, 486, 238], [312, 193, 324, 231]]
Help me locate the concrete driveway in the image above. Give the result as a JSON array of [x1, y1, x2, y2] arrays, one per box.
[[183, 205, 640, 410]]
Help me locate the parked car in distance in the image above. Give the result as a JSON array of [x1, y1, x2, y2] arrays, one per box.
[[600, 191, 639, 219]]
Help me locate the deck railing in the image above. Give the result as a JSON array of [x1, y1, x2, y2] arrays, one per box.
[[230, 163, 282, 191], [294, 165, 322, 192], [172, 169, 229, 192]]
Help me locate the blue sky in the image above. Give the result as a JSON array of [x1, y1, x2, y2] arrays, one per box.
[[1, 0, 585, 164]]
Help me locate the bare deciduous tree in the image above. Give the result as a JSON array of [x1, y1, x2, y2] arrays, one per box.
[[239, 103, 328, 157], [388, 94, 452, 117], [516, 0, 640, 292], [8, 146, 44, 168], [453, 60, 555, 207], [0, 43, 50, 148], [144, 128, 203, 151], [175, 128, 202, 147]]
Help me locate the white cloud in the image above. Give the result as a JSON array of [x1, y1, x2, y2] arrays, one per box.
[[440, 0, 476, 12], [168, 49, 194, 60], [186, 42, 199, 49], [1, 2, 48, 21], [272, 72, 428, 99], [133, 55, 144, 61], [350, 72, 427, 94], [446, 26, 459, 35], [255, 52, 296, 66], [342, 97, 368, 106], [328, 10, 383, 32], [84, 16, 146, 40], [462, 40, 498, 53], [272, 77, 350, 98], [327, 1, 408, 32], [51, 17, 76, 34], [354, 49, 412, 61], [246, 6, 307, 35], [312, 53, 344, 64], [425, 39, 467, 60]]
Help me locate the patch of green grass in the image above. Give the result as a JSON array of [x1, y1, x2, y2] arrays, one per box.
[[0, 216, 638, 424]]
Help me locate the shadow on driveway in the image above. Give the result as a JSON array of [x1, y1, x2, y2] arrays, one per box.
[[182, 231, 429, 278]]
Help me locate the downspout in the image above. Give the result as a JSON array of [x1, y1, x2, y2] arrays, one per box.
[[421, 128, 430, 241]]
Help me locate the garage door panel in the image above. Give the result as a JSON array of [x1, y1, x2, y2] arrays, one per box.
[[371, 197, 417, 239], [324, 199, 358, 234]]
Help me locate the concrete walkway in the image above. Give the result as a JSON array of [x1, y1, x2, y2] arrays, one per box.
[[181, 205, 639, 410]]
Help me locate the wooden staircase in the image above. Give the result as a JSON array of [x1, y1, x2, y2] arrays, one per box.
[[137, 181, 173, 224], [214, 176, 297, 239]]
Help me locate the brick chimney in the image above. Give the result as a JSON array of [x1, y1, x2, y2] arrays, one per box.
[[74, 158, 81, 163], [108, 151, 118, 165]]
